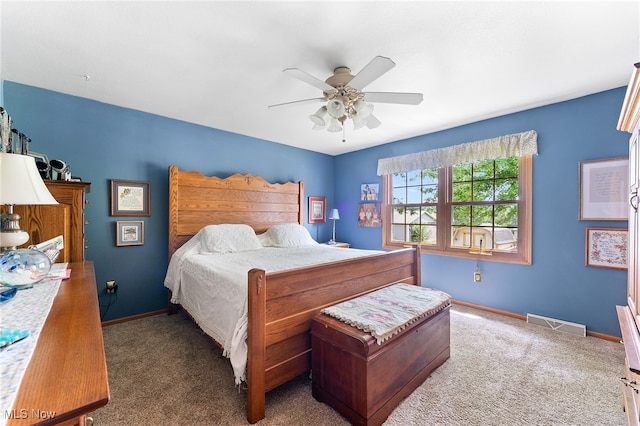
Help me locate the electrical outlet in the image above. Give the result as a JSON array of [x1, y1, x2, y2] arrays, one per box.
[[473, 272, 482, 283], [106, 280, 118, 294]]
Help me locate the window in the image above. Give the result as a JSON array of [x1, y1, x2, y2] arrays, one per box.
[[382, 155, 532, 265]]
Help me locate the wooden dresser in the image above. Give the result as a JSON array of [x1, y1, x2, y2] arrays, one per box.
[[616, 62, 640, 426], [7, 261, 110, 426], [12, 181, 91, 262]]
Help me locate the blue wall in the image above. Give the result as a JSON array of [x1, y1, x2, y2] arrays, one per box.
[[335, 87, 629, 337], [3, 82, 335, 321], [2, 82, 630, 336]]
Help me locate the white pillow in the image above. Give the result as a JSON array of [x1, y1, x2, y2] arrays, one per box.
[[265, 223, 318, 247], [199, 224, 262, 253], [257, 232, 274, 247]]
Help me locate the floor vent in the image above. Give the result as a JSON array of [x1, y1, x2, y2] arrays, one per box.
[[526, 313, 586, 337]]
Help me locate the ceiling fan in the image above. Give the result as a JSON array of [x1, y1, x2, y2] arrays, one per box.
[[268, 56, 423, 139]]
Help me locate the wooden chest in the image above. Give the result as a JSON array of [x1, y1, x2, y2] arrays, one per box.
[[311, 305, 450, 426]]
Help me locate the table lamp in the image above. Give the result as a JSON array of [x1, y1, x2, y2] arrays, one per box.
[[328, 208, 340, 245], [0, 153, 58, 252]]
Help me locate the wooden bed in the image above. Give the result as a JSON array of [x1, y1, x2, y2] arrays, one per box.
[[167, 165, 421, 423]]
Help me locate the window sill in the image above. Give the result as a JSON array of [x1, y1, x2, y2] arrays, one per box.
[[383, 242, 531, 265]]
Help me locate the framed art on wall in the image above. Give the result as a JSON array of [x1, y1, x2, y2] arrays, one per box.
[[360, 183, 379, 201], [116, 220, 145, 246], [579, 157, 628, 220], [585, 227, 628, 269], [358, 203, 382, 227], [111, 179, 151, 216], [308, 196, 326, 223]]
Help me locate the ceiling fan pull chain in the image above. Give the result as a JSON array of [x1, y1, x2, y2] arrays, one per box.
[[342, 125, 346, 143]]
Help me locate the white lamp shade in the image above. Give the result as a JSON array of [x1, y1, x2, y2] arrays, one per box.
[[327, 118, 342, 132], [353, 100, 373, 118], [352, 113, 367, 130], [326, 99, 346, 119], [329, 209, 340, 220], [0, 153, 58, 205], [309, 106, 328, 127]]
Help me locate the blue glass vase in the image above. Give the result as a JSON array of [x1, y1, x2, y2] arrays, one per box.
[[0, 249, 52, 290]]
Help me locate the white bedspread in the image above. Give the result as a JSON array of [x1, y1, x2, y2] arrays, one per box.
[[164, 240, 382, 384]]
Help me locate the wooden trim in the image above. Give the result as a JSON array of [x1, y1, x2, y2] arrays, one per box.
[[101, 309, 167, 327], [618, 305, 640, 374], [452, 299, 526, 321], [454, 299, 622, 342], [618, 62, 640, 133], [586, 329, 622, 343]]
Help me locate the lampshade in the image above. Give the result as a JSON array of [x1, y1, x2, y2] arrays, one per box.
[[309, 106, 328, 128], [329, 209, 340, 220], [327, 118, 342, 133], [326, 99, 346, 119], [0, 153, 58, 205], [309, 95, 378, 137], [352, 113, 368, 130], [353, 100, 373, 118], [0, 153, 58, 251]]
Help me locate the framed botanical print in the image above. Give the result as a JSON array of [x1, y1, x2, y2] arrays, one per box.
[[111, 179, 151, 216]]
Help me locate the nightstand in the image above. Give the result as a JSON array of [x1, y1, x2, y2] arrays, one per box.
[[324, 242, 350, 248]]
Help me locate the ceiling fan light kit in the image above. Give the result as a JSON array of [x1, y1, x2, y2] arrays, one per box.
[[270, 56, 423, 141]]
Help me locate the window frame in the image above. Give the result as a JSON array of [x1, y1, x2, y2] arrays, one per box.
[[382, 155, 532, 265]]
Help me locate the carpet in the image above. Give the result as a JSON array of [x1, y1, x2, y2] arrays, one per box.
[[90, 305, 625, 425]]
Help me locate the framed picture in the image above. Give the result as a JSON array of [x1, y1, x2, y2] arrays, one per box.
[[579, 157, 628, 221], [116, 220, 145, 246], [358, 203, 382, 227], [360, 183, 380, 201], [111, 179, 151, 216], [585, 227, 628, 269], [308, 196, 326, 223]]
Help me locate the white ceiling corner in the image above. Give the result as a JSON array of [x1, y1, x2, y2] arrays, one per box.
[[1, 1, 638, 156]]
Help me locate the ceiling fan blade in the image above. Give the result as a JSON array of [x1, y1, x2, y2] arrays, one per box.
[[364, 92, 424, 105], [348, 56, 396, 90], [268, 97, 325, 109], [283, 68, 335, 92]]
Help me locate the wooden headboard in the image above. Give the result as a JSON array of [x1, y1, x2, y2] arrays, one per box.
[[168, 165, 304, 258]]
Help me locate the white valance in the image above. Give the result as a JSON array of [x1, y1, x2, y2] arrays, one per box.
[[376, 130, 538, 175]]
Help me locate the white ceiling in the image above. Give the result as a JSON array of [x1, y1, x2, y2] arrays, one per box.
[[1, 1, 639, 156]]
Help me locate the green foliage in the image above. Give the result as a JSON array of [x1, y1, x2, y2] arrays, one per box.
[[452, 158, 519, 226], [393, 158, 519, 248]]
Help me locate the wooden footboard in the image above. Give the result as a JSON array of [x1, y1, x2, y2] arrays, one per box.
[[245, 246, 421, 424]]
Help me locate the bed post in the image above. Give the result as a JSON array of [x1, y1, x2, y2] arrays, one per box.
[[247, 268, 267, 424], [298, 181, 304, 225], [167, 165, 179, 315], [415, 245, 422, 286]]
